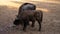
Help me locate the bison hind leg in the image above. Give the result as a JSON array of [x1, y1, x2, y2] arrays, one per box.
[[36, 17, 43, 31], [37, 20, 41, 31]]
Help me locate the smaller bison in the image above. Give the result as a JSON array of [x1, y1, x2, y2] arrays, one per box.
[[18, 3, 36, 15], [19, 3, 36, 11], [13, 10, 43, 31]]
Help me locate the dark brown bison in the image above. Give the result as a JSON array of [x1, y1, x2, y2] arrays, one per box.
[[18, 3, 36, 16], [13, 10, 43, 31], [14, 3, 36, 26]]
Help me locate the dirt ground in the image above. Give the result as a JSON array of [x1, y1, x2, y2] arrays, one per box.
[[0, 1, 60, 34]]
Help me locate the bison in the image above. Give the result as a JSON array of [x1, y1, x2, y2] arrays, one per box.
[[18, 3, 36, 16], [14, 3, 36, 26], [13, 10, 43, 31]]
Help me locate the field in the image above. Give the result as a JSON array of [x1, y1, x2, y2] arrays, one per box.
[[0, 1, 60, 34]]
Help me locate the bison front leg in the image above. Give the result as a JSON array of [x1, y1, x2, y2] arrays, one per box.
[[31, 20, 35, 27], [23, 20, 29, 31]]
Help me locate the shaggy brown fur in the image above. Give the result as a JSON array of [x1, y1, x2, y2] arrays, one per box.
[[14, 10, 43, 31]]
